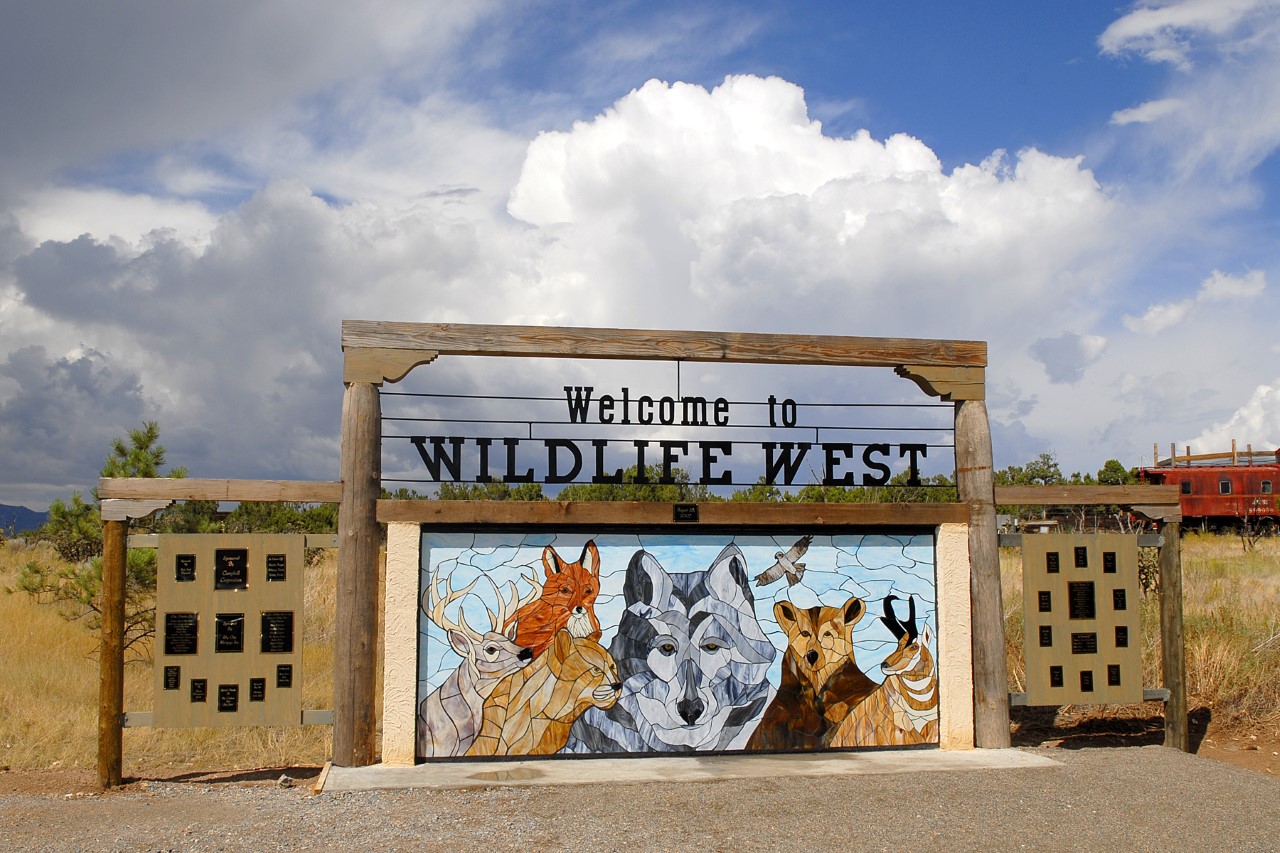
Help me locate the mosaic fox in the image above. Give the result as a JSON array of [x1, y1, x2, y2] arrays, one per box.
[[505, 541, 602, 658], [746, 595, 875, 750], [467, 629, 622, 757], [828, 595, 939, 748], [562, 543, 776, 753]]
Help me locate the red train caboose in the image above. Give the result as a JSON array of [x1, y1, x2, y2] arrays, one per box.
[[1138, 447, 1280, 533]]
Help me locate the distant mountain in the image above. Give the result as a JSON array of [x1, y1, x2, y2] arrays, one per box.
[[0, 504, 47, 535]]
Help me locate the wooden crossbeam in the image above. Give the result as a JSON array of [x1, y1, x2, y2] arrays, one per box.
[[98, 478, 342, 503]]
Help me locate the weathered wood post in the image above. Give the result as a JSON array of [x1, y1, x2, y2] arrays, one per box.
[[954, 398, 1010, 748], [334, 381, 381, 766], [97, 517, 128, 789], [1159, 522, 1188, 751]]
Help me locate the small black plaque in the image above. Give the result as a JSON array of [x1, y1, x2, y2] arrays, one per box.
[[261, 611, 295, 654], [215, 613, 245, 653], [1115, 625, 1129, 647], [1071, 632, 1098, 654], [276, 664, 293, 688], [1049, 666, 1064, 688], [1103, 551, 1117, 574], [1108, 664, 1122, 686], [190, 679, 207, 703], [214, 548, 249, 590], [175, 554, 196, 583], [266, 553, 288, 582], [1038, 591, 1052, 612], [1074, 546, 1089, 568], [673, 503, 699, 522], [218, 684, 239, 713], [1039, 625, 1053, 647], [1080, 670, 1094, 692], [1046, 552, 1060, 573], [164, 612, 199, 656], [1068, 581, 1096, 620], [163, 665, 181, 690], [1113, 588, 1127, 610], [249, 678, 266, 702]]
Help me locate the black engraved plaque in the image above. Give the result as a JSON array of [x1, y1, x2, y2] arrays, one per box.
[[1071, 632, 1098, 654], [1103, 551, 1117, 574], [214, 548, 249, 590], [1113, 588, 1127, 610], [163, 665, 181, 690], [175, 553, 196, 583], [266, 553, 287, 582], [1039, 625, 1053, 647], [1068, 582, 1096, 620], [1046, 552, 1060, 573], [1074, 546, 1089, 568], [1108, 664, 1122, 686], [276, 664, 293, 688], [218, 684, 239, 713], [215, 613, 245, 653], [249, 678, 266, 702], [191, 678, 207, 703], [1049, 666, 1064, 688], [1115, 625, 1129, 647], [1038, 591, 1052, 612], [260, 611, 295, 654], [1080, 670, 1094, 692], [164, 612, 199, 656]]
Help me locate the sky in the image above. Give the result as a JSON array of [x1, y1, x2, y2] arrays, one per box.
[[2, 0, 1279, 509]]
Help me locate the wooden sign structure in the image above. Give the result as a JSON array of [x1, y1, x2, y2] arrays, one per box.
[[339, 321, 1009, 767], [153, 534, 304, 728], [1021, 534, 1142, 705]]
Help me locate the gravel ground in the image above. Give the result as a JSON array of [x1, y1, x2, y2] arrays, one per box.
[[3, 746, 1279, 852]]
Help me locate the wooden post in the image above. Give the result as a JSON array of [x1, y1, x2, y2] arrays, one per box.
[[97, 518, 128, 789], [1159, 522, 1189, 751], [954, 399, 1010, 748], [334, 381, 381, 766]]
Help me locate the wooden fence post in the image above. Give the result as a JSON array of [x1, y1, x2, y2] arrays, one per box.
[[97, 518, 128, 789], [334, 381, 381, 766], [954, 399, 1010, 748], [1159, 522, 1189, 751]]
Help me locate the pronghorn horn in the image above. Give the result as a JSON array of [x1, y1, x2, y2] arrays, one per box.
[[881, 594, 906, 639], [905, 595, 919, 643]]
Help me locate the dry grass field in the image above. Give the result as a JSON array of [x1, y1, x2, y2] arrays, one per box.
[[1, 533, 1276, 780]]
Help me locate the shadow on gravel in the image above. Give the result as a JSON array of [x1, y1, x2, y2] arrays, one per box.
[[1011, 705, 1211, 752], [127, 765, 323, 786]]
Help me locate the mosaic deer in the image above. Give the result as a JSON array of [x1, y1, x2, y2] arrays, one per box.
[[504, 541, 602, 658], [417, 573, 539, 758], [827, 595, 939, 748]]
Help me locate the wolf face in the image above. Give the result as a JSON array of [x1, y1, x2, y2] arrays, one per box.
[[563, 543, 776, 753]]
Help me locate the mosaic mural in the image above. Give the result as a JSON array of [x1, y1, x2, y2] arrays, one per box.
[[416, 531, 939, 759]]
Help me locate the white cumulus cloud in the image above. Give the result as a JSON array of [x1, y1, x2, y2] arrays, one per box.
[[1188, 379, 1280, 453], [1124, 268, 1265, 333]]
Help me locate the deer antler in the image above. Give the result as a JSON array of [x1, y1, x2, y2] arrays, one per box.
[[426, 572, 484, 646], [498, 568, 544, 629]]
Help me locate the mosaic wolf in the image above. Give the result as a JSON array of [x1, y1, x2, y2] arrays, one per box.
[[562, 543, 776, 753]]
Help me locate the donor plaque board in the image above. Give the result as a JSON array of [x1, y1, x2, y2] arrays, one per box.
[[1021, 533, 1143, 706], [154, 534, 305, 727]]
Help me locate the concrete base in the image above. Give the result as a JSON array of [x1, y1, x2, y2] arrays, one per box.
[[321, 748, 1059, 792]]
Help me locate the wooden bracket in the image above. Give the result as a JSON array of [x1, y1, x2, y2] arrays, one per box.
[[343, 347, 439, 385], [895, 365, 985, 401], [1131, 504, 1183, 523], [100, 499, 172, 521]]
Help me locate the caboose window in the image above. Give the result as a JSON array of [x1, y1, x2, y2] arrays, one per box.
[[1263, 480, 1273, 495], [1181, 481, 1192, 494], [1219, 479, 1232, 495]]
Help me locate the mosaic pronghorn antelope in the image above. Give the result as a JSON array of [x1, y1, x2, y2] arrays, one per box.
[[826, 595, 938, 748], [417, 572, 539, 758], [467, 628, 622, 757], [504, 541, 603, 658]]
